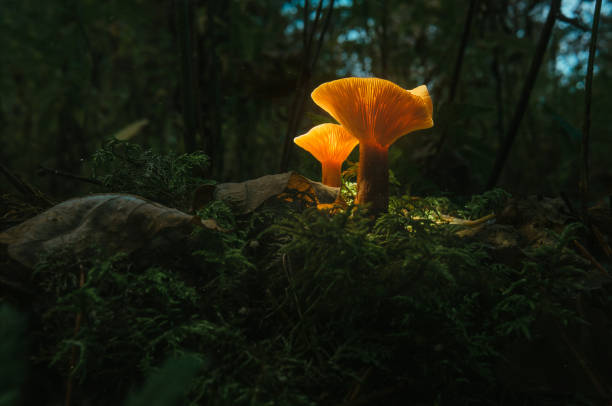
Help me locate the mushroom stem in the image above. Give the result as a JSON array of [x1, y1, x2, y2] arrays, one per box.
[[321, 161, 342, 187], [356, 143, 389, 213]]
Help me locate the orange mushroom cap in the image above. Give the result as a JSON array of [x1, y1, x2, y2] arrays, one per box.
[[311, 78, 433, 148], [294, 123, 358, 165]]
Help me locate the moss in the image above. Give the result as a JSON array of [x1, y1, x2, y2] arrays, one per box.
[[2, 146, 610, 406]]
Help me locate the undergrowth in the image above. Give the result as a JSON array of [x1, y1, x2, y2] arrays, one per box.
[[89, 138, 212, 210], [3, 145, 610, 406]]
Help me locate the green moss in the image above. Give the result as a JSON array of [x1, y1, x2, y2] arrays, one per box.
[[7, 147, 609, 406], [89, 138, 212, 210]]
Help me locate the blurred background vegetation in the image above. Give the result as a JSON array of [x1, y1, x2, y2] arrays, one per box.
[[0, 0, 610, 201]]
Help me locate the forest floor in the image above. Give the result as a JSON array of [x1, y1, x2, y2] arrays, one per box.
[[2, 152, 612, 405]]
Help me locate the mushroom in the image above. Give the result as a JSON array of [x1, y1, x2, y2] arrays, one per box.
[[294, 123, 358, 187], [311, 77, 433, 213]]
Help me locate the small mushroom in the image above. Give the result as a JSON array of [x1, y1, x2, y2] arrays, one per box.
[[311, 77, 433, 213], [294, 123, 358, 187]]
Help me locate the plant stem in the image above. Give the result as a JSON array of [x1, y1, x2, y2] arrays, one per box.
[[176, 0, 197, 152], [580, 0, 603, 218], [280, 0, 335, 172], [485, 0, 561, 190], [431, 0, 478, 159], [356, 143, 389, 214]]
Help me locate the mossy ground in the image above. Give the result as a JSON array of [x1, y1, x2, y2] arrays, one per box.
[[1, 144, 611, 406]]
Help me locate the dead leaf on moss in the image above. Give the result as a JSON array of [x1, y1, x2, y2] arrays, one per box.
[[192, 172, 341, 214], [0, 194, 221, 268]]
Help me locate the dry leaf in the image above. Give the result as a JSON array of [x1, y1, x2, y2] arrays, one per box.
[[113, 119, 149, 140], [193, 172, 341, 214], [0, 194, 220, 268]]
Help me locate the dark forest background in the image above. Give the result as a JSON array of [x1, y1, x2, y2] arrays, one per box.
[[3, 2, 612, 405], [0, 0, 610, 201]]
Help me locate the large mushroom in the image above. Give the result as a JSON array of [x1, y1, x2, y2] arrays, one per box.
[[294, 123, 358, 187], [311, 77, 433, 213]]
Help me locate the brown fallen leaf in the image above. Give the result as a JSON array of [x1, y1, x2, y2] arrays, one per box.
[[0, 194, 221, 268], [192, 172, 341, 214]]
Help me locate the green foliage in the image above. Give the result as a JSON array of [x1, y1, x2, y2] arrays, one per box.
[[19, 190, 607, 405], [10, 143, 605, 405], [0, 305, 26, 406], [461, 188, 512, 219], [4, 0, 611, 197], [124, 355, 203, 406], [0, 140, 602, 405], [89, 138, 211, 209]]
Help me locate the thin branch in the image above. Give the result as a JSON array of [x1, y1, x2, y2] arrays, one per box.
[[449, 0, 478, 102], [37, 165, 103, 186], [557, 12, 589, 31], [380, 0, 389, 77], [303, 0, 310, 50], [431, 0, 478, 158], [309, 0, 325, 54], [485, 0, 561, 190], [574, 240, 608, 275], [580, 0, 603, 218], [176, 0, 199, 153], [310, 0, 335, 72], [554, 318, 611, 399], [280, 0, 335, 172], [592, 225, 612, 258], [279, 1, 318, 173], [492, 48, 505, 140], [0, 162, 53, 207]]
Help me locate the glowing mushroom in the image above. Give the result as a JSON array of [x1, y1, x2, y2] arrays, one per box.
[[294, 123, 358, 187], [311, 77, 433, 213]]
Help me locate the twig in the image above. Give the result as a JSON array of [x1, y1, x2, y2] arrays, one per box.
[[37, 165, 103, 186], [573, 240, 608, 275], [554, 319, 611, 399], [441, 212, 495, 226], [591, 225, 612, 258], [0, 162, 54, 207], [557, 12, 589, 31], [485, 0, 561, 190], [344, 367, 372, 402], [580, 0, 603, 219]]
